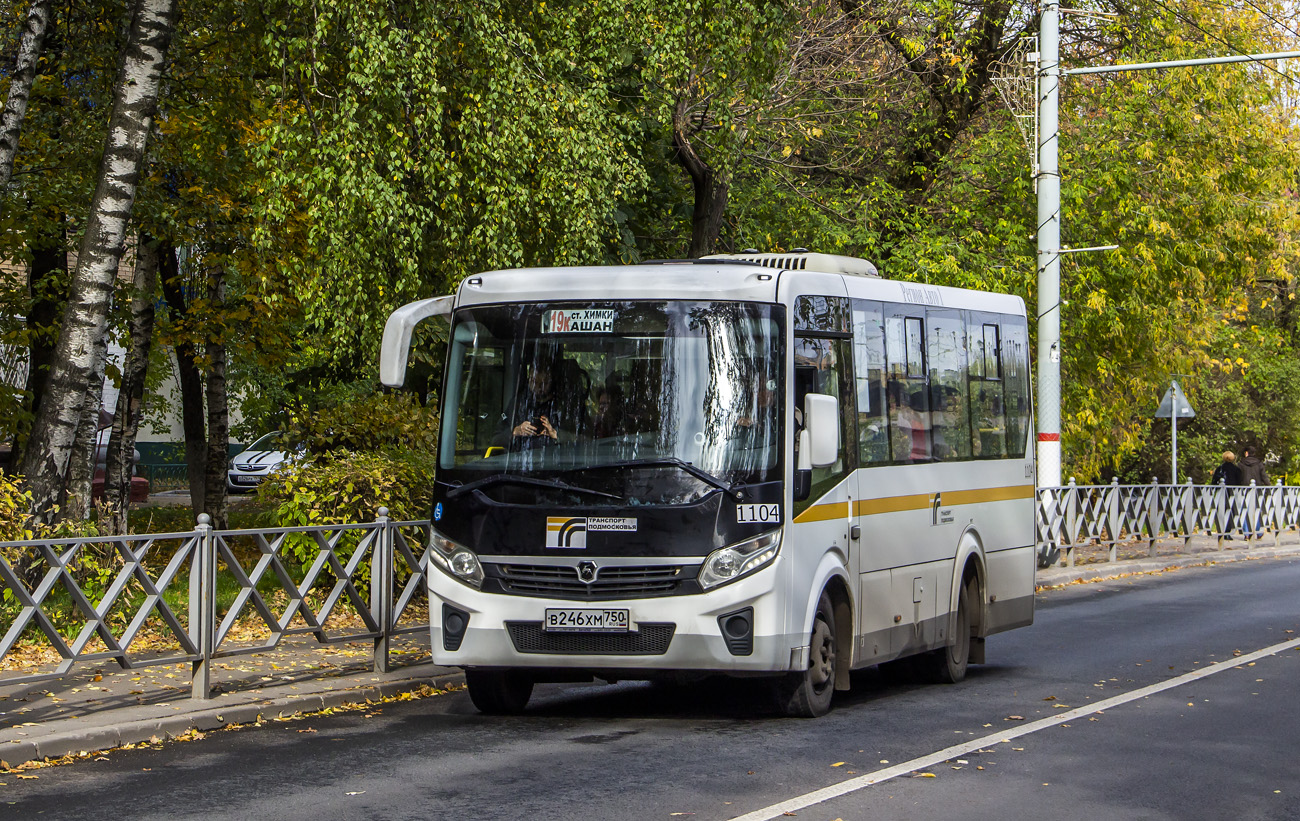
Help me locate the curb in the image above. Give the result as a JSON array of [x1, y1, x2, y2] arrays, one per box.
[[2, 668, 465, 768], [1036, 542, 1300, 589]]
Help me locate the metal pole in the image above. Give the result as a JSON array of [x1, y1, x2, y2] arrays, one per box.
[[372, 507, 393, 674], [1036, 0, 1062, 487], [1066, 49, 1300, 76], [190, 513, 215, 700], [1172, 412, 1178, 484]]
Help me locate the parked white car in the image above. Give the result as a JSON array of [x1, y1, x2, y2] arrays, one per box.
[[226, 432, 292, 493]]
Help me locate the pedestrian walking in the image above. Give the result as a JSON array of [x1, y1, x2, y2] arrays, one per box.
[[1238, 446, 1270, 538], [1210, 451, 1242, 538]]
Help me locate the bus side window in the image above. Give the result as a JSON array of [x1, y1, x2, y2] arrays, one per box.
[[927, 310, 970, 461], [967, 314, 1007, 458], [852, 300, 889, 465], [885, 313, 931, 462], [1002, 317, 1031, 458]]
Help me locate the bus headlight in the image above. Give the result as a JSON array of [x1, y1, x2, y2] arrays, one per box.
[[698, 531, 781, 591], [430, 530, 484, 589]]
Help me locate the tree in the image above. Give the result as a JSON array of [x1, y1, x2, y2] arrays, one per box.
[[256, 0, 648, 366], [0, 0, 52, 189], [103, 232, 159, 533], [20, 0, 179, 524]]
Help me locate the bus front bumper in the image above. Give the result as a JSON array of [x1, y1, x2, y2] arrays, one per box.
[[427, 566, 804, 675]]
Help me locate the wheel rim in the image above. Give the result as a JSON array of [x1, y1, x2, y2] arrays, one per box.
[[810, 617, 835, 692]]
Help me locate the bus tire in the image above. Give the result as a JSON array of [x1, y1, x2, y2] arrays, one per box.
[[925, 578, 971, 684], [775, 591, 837, 718], [465, 668, 534, 714]]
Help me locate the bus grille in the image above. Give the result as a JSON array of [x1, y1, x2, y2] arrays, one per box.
[[490, 563, 696, 600], [505, 622, 676, 655]]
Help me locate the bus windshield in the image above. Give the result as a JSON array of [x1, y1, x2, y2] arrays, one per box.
[[438, 301, 784, 505]]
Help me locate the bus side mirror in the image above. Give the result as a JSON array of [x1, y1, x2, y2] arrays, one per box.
[[380, 295, 455, 387], [804, 394, 839, 468], [793, 466, 811, 501]]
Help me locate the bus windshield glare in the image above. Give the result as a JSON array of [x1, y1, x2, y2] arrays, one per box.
[[438, 301, 784, 504]]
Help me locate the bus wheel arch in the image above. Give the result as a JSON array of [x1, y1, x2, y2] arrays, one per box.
[[822, 575, 853, 692], [952, 530, 988, 640]]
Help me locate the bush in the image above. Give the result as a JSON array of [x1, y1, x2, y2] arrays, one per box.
[[256, 447, 437, 565], [1, 473, 108, 634], [0, 472, 28, 542], [0, 472, 102, 542], [285, 392, 439, 455]]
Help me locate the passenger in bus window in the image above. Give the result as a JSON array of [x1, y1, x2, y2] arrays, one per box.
[[496, 360, 584, 449], [887, 381, 929, 462], [593, 385, 627, 438], [735, 376, 779, 443]]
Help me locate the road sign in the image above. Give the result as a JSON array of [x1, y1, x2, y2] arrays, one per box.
[[1154, 382, 1196, 419], [1155, 380, 1195, 483]]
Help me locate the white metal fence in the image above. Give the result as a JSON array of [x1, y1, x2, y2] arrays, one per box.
[[0, 509, 431, 700], [1036, 479, 1300, 567]]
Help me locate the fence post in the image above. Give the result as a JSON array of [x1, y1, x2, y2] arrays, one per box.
[[190, 514, 216, 700], [373, 507, 393, 674], [1061, 478, 1077, 567], [1273, 481, 1283, 546], [1215, 478, 1226, 547], [1146, 476, 1159, 558], [1244, 480, 1257, 545]]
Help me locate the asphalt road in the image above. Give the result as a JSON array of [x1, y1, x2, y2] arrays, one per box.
[[4, 558, 1299, 821]]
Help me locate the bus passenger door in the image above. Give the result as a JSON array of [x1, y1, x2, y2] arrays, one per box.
[[792, 335, 856, 563]]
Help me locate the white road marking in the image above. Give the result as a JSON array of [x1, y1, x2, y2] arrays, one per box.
[[730, 636, 1300, 821]]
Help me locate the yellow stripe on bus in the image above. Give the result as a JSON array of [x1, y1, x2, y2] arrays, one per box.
[[943, 485, 1036, 506], [793, 501, 851, 523], [794, 484, 1035, 523], [854, 494, 932, 516]]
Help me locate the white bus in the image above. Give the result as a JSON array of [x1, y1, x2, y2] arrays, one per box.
[[380, 252, 1036, 716]]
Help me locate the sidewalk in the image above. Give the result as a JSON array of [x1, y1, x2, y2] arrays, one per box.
[[0, 631, 461, 769], [3, 529, 1299, 770], [1035, 528, 1300, 588]]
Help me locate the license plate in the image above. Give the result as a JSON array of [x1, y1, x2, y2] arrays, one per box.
[[234, 476, 260, 484], [543, 608, 630, 633]]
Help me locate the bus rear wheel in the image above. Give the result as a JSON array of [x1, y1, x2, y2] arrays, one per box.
[[925, 578, 972, 684], [775, 592, 836, 718], [465, 668, 534, 714]]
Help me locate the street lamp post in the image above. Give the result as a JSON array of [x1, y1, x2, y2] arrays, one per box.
[[1036, 0, 1062, 488]]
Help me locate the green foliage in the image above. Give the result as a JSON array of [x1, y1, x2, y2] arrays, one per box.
[[0, 472, 29, 542], [256, 448, 436, 565], [256, 0, 649, 364], [284, 390, 439, 455]]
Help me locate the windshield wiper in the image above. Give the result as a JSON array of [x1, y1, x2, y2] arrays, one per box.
[[596, 458, 745, 501], [444, 474, 624, 501]]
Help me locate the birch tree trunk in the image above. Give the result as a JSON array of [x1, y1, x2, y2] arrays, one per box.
[[0, 0, 52, 190], [20, 0, 179, 525], [104, 234, 160, 534], [63, 332, 108, 521]]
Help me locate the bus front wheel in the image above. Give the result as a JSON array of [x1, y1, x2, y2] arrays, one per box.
[[465, 668, 534, 714], [775, 592, 837, 718]]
